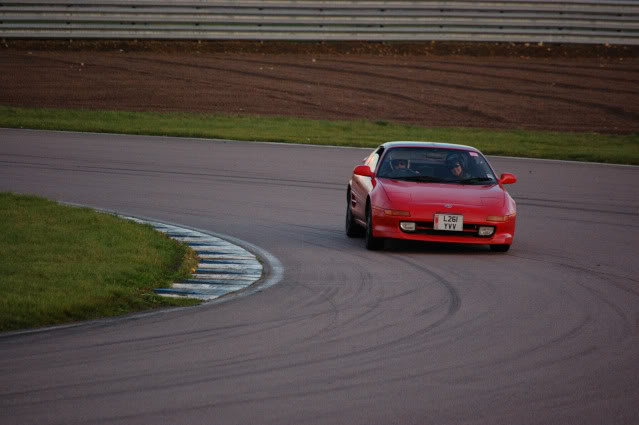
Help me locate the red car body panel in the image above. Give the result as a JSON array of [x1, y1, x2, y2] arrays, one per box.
[[347, 141, 517, 249]]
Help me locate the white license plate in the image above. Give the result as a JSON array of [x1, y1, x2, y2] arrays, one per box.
[[434, 214, 463, 231]]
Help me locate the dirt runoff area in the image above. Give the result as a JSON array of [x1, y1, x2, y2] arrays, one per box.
[[1, 40, 638, 133]]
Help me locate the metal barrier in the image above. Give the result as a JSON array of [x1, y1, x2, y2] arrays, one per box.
[[1, 1, 638, 45]]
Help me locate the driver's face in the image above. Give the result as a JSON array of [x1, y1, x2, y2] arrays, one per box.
[[450, 163, 462, 176], [396, 161, 407, 168]]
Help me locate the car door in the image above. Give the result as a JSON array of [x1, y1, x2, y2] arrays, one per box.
[[350, 146, 383, 222]]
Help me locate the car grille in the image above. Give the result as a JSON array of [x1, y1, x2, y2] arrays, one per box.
[[410, 221, 492, 237]]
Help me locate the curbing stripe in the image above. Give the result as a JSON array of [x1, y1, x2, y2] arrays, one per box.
[[196, 253, 255, 259], [196, 263, 261, 269], [190, 274, 260, 281], [200, 258, 256, 262], [187, 245, 247, 253], [119, 215, 264, 301], [194, 268, 257, 275], [173, 283, 248, 291], [180, 279, 253, 286]]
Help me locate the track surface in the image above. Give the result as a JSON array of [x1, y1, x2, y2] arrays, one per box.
[[1, 129, 638, 424], [1, 48, 639, 132]]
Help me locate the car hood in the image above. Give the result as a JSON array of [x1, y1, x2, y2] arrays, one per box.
[[379, 179, 505, 207]]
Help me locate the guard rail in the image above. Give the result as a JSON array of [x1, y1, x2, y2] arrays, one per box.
[[1, 0, 638, 45]]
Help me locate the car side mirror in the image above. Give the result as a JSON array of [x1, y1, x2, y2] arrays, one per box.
[[353, 165, 375, 178], [499, 173, 517, 185]]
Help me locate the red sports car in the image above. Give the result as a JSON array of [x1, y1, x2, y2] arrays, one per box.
[[346, 141, 517, 251]]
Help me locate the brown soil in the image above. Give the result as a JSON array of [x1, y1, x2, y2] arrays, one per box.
[[2, 40, 638, 133]]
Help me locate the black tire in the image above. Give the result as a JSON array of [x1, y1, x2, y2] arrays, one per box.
[[365, 207, 384, 250], [345, 196, 364, 238], [490, 244, 511, 252]]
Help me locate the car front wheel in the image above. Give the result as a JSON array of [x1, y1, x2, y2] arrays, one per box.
[[345, 197, 364, 238], [365, 207, 384, 250]]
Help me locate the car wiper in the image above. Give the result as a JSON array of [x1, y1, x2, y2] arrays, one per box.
[[454, 177, 495, 184]]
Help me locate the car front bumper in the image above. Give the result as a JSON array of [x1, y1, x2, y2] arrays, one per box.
[[371, 206, 515, 245]]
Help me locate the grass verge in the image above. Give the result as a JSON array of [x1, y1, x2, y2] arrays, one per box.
[[1, 105, 637, 165], [0, 193, 200, 332]]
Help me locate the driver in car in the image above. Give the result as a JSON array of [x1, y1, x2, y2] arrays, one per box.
[[392, 159, 408, 169], [389, 158, 419, 177]]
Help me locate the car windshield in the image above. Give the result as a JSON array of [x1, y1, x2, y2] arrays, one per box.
[[376, 147, 497, 184]]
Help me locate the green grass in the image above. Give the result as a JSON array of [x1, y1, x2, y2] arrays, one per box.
[[0, 193, 200, 332], [1, 105, 638, 165]]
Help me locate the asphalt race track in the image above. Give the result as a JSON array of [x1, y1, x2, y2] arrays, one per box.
[[1, 128, 639, 425]]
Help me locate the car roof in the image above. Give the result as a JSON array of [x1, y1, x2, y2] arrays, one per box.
[[381, 141, 480, 152]]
